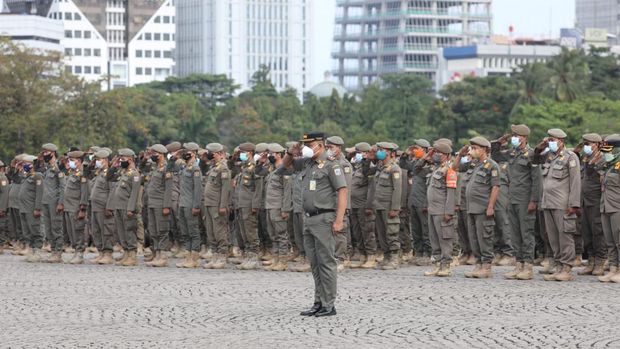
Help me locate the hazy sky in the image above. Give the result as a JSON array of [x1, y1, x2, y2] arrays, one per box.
[[311, 0, 576, 87]]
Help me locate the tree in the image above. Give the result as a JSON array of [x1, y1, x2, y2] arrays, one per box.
[[548, 47, 589, 103]]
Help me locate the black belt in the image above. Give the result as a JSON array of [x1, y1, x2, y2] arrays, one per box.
[[304, 209, 335, 217]]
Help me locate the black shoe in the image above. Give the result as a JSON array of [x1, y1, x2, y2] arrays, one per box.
[[314, 307, 337, 317], [300, 302, 322, 316]]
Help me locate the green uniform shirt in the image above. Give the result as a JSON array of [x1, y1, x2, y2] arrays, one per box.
[[601, 160, 620, 213], [19, 172, 43, 212], [534, 149, 582, 210], [295, 152, 347, 212], [465, 159, 501, 215], [203, 159, 231, 209], [179, 164, 203, 209], [42, 165, 65, 206], [106, 168, 141, 212], [145, 164, 173, 209], [372, 159, 402, 211], [62, 170, 89, 212]]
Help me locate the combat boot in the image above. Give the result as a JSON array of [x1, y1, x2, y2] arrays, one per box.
[[360, 255, 377, 269], [173, 247, 188, 259], [375, 251, 384, 263], [176, 253, 191, 268], [91, 252, 103, 264], [290, 258, 311, 272], [574, 255, 583, 267], [539, 260, 556, 274], [64, 252, 77, 264], [350, 251, 362, 262], [144, 250, 156, 262], [262, 252, 276, 266], [578, 258, 595, 275], [543, 265, 562, 281], [504, 262, 523, 279], [598, 266, 618, 283], [170, 242, 179, 255], [436, 263, 452, 277], [540, 257, 550, 269], [554, 265, 574, 282], [45, 251, 63, 264], [381, 255, 399, 270], [515, 262, 534, 280], [497, 255, 516, 267], [42, 242, 51, 252], [270, 258, 288, 272], [265, 256, 280, 271], [610, 270, 620, 283], [423, 263, 440, 277], [401, 250, 413, 263], [491, 253, 501, 266], [474, 263, 492, 278], [210, 254, 227, 269], [458, 253, 470, 265], [151, 252, 169, 267], [69, 252, 84, 265], [113, 243, 122, 252], [466, 254, 476, 265], [464, 264, 481, 278], [415, 255, 431, 266], [120, 250, 138, 266], [349, 255, 367, 269], [25, 248, 42, 263], [592, 259, 606, 276], [19, 246, 32, 256], [115, 251, 128, 265], [241, 253, 261, 270], [146, 251, 160, 266], [199, 246, 213, 261], [97, 251, 114, 265]]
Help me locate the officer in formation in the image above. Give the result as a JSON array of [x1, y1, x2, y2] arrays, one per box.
[[2, 129, 620, 285]]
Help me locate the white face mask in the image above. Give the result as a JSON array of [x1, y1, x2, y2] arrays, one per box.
[[253, 154, 261, 162], [95, 160, 103, 169], [166, 153, 172, 160], [68, 160, 77, 170], [302, 145, 315, 159]]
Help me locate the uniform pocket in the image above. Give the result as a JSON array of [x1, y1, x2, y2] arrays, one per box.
[[482, 218, 495, 238], [563, 214, 577, 234], [440, 220, 454, 239]]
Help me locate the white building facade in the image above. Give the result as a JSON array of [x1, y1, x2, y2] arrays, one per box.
[[0, 13, 63, 53], [176, 0, 313, 93]]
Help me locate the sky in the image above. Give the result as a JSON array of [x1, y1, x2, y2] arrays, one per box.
[[311, 0, 576, 87]]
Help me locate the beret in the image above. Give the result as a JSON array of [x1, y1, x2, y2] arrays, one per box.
[[433, 142, 452, 154], [166, 141, 182, 152], [326, 136, 345, 146], [22, 154, 37, 163], [88, 146, 100, 153], [118, 148, 136, 157], [511, 124, 531, 136], [239, 142, 256, 152], [285, 141, 299, 148], [14, 154, 27, 161], [345, 147, 355, 153], [435, 138, 453, 147], [94, 150, 110, 159], [300, 132, 325, 143], [604, 134, 620, 147], [255, 143, 269, 153], [67, 150, 85, 158], [355, 142, 371, 152], [206, 143, 224, 152], [547, 128, 567, 139], [376, 142, 396, 150], [470, 136, 491, 148], [183, 142, 200, 151], [101, 147, 113, 154], [41, 143, 58, 152], [150, 144, 168, 154], [267, 143, 285, 153], [414, 139, 431, 148], [582, 133, 602, 143]]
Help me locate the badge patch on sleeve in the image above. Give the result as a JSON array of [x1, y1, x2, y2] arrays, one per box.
[[133, 176, 140, 182], [1, 180, 6, 186], [491, 170, 498, 177], [165, 172, 172, 179], [334, 168, 342, 176], [569, 160, 577, 168], [194, 171, 201, 177], [81, 177, 87, 183], [344, 167, 351, 174], [58, 173, 64, 178], [221, 171, 229, 179], [36, 180, 42, 185], [393, 172, 400, 179]]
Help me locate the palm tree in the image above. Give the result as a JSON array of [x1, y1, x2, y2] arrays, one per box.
[[510, 62, 552, 115], [547, 47, 589, 103]]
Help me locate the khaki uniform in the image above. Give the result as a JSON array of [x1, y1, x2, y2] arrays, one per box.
[[41, 164, 65, 252], [350, 159, 376, 256], [491, 143, 541, 264], [106, 168, 141, 251], [465, 159, 501, 264], [203, 159, 231, 254], [8, 173, 23, 243], [601, 161, 620, 267], [145, 164, 173, 251], [456, 160, 476, 256], [179, 164, 203, 252], [90, 169, 115, 252], [235, 161, 262, 254], [580, 156, 607, 262], [292, 171, 305, 257], [265, 167, 293, 256], [256, 164, 272, 250], [63, 170, 89, 252], [426, 165, 457, 264], [19, 172, 44, 248], [295, 152, 346, 309], [334, 154, 352, 261], [534, 149, 581, 267], [493, 163, 514, 257], [399, 167, 412, 254], [0, 173, 10, 245], [409, 159, 432, 257], [372, 159, 402, 257]]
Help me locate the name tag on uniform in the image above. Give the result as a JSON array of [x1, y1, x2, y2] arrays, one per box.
[[309, 180, 316, 191]]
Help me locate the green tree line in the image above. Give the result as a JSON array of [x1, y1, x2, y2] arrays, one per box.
[[1, 39, 619, 160]]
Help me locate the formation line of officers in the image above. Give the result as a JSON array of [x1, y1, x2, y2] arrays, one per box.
[[1, 126, 620, 289]]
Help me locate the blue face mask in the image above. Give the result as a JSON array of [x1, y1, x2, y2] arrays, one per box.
[[511, 136, 521, 148], [355, 153, 363, 162], [583, 145, 593, 156], [548, 141, 559, 153], [23, 164, 32, 172], [239, 152, 249, 162], [195, 159, 200, 167], [432, 153, 442, 164], [376, 150, 387, 161], [68, 160, 77, 170]]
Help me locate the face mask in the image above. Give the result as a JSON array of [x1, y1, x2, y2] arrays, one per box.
[[548, 141, 559, 153], [511, 137, 521, 148], [68, 160, 77, 170], [253, 154, 261, 162], [206, 153, 215, 161], [95, 160, 104, 169], [182, 153, 192, 161], [195, 159, 200, 167], [120, 160, 129, 169], [460, 156, 470, 164], [541, 147, 550, 155], [23, 164, 32, 172], [413, 148, 424, 159], [88, 154, 94, 161], [604, 152, 616, 163], [150, 155, 160, 162], [583, 145, 593, 156], [355, 153, 364, 162], [376, 150, 387, 161], [43, 154, 53, 162], [268, 155, 276, 164], [166, 153, 172, 160], [326, 149, 335, 158], [239, 152, 249, 162], [301, 146, 314, 159], [432, 153, 442, 165]]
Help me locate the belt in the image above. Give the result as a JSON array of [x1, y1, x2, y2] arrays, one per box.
[[304, 209, 335, 217]]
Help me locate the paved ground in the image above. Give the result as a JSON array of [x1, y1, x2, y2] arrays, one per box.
[[0, 252, 619, 349]]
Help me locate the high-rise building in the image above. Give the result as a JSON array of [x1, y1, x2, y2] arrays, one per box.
[[0, 13, 63, 53], [332, 0, 492, 91], [175, 0, 313, 94], [576, 0, 619, 42]]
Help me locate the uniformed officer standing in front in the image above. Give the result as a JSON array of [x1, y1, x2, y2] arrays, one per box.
[[176, 142, 203, 268], [19, 155, 44, 263], [234, 143, 262, 269], [8, 155, 25, 255], [144, 144, 173, 267], [106, 149, 141, 267], [284, 132, 347, 317], [423, 142, 457, 277], [491, 124, 541, 280], [40, 143, 65, 263], [598, 134, 620, 283], [0, 161, 10, 254], [62, 151, 89, 264], [533, 129, 582, 282], [89, 149, 115, 265], [460, 137, 501, 279], [372, 142, 402, 270], [202, 143, 232, 270]]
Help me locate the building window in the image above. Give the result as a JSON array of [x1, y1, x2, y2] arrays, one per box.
[[163, 50, 171, 58], [154, 16, 161, 23], [74, 66, 82, 74], [163, 33, 170, 41], [94, 49, 101, 57], [154, 50, 161, 58], [64, 48, 71, 56], [65, 30, 72, 38], [154, 33, 161, 41], [84, 48, 91, 56], [145, 67, 152, 75], [85, 66, 92, 74], [94, 66, 101, 74], [145, 50, 152, 58], [163, 16, 170, 23], [65, 65, 72, 73], [65, 12, 72, 20], [136, 50, 143, 57], [74, 30, 82, 38], [75, 13, 81, 20], [74, 48, 82, 56], [145, 33, 152, 40], [136, 67, 143, 75], [84, 31, 91, 39]]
